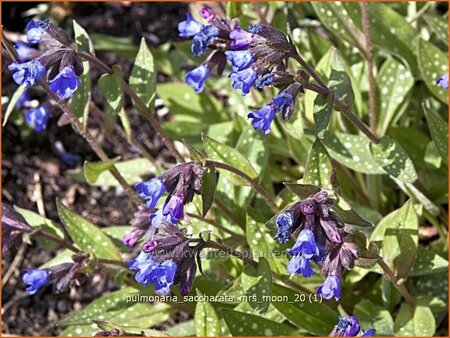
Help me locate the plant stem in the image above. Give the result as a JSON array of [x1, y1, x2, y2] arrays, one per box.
[[376, 256, 416, 306], [77, 50, 185, 163], [205, 160, 279, 213], [360, 2, 378, 133], [30, 228, 80, 253]]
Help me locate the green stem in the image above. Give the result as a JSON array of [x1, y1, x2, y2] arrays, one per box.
[[29, 228, 80, 253]]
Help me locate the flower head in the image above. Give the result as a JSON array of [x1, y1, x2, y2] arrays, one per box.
[[273, 92, 293, 112], [24, 106, 50, 132], [255, 73, 275, 89], [134, 178, 167, 209], [192, 25, 219, 56], [274, 211, 294, 243], [230, 28, 254, 50], [329, 316, 375, 337], [229, 67, 258, 95], [185, 65, 210, 93], [25, 19, 49, 44], [22, 269, 49, 295], [199, 7, 216, 22], [49, 66, 81, 99], [150, 208, 177, 228], [225, 50, 254, 71], [8, 60, 46, 87], [15, 41, 37, 62], [287, 229, 320, 277], [178, 13, 204, 38], [316, 274, 341, 300], [163, 194, 185, 222], [436, 73, 448, 89], [248, 104, 277, 134]]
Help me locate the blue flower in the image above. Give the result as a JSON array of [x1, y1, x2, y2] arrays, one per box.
[[134, 177, 166, 209], [436, 73, 448, 89], [225, 51, 254, 71], [316, 274, 341, 300], [273, 92, 293, 112], [192, 25, 219, 56], [49, 66, 81, 99], [178, 13, 204, 38], [287, 229, 320, 277], [255, 73, 274, 89], [15, 41, 36, 62], [247, 24, 263, 34], [150, 208, 177, 228], [274, 211, 294, 243], [185, 65, 210, 93], [16, 89, 31, 109], [247, 104, 277, 135], [163, 194, 185, 221], [229, 67, 257, 95], [287, 255, 313, 277], [362, 329, 376, 336], [22, 269, 49, 295], [8, 60, 46, 87], [129, 251, 177, 295], [329, 316, 375, 337], [25, 19, 49, 44], [24, 106, 50, 132], [230, 28, 254, 50]]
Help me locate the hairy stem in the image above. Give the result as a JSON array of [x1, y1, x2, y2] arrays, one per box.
[[205, 160, 279, 213], [360, 2, 377, 133], [77, 50, 185, 163]]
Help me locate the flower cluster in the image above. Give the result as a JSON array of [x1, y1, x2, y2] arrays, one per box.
[[274, 190, 359, 300], [329, 316, 375, 337], [125, 162, 205, 295], [178, 8, 304, 135]]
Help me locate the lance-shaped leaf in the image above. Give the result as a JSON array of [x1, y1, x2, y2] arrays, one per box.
[[99, 65, 123, 117], [194, 290, 221, 336], [3, 84, 26, 127], [201, 167, 217, 217], [417, 39, 448, 103], [394, 298, 436, 336], [381, 200, 418, 279], [371, 136, 418, 183], [241, 258, 272, 313], [83, 158, 117, 184], [329, 50, 354, 107], [303, 138, 338, 190], [423, 14, 448, 42], [56, 201, 121, 260], [423, 105, 448, 165], [313, 93, 334, 138], [202, 134, 258, 186], [410, 247, 448, 277], [130, 38, 156, 108]]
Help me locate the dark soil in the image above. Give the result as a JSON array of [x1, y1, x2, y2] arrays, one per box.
[[2, 2, 188, 336]]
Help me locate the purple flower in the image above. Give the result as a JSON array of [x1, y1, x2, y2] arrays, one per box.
[[436, 73, 448, 89], [25, 19, 49, 44], [15, 41, 36, 62], [49, 66, 81, 99], [192, 25, 219, 56], [22, 269, 49, 295], [178, 13, 204, 38], [134, 178, 166, 209], [274, 211, 294, 243], [122, 228, 145, 248], [199, 7, 216, 22], [273, 92, 293, 112], [362, 329, 376, 336], [129, 251, 158, 284], [287, 229, 320, 277], [225, 51, 254, 71], [316, 274, 341, 300], [8, 60, 45, 87], [229, 67, 258, 95], [24, 106, 50, 132], [287, 255, 313, 277], [329, 316, 375, 337], [185, 65, 210, 93], [163, 194, 185, 221], [150, 208, 178, 227], [230, 28, 254, 50], [255, 73, 274, 89], [248, 104, 277, 134]]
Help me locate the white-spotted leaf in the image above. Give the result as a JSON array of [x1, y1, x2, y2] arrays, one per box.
[[130, 38, 156, 108], [303, 138, 338, 190], [194, 291, 221, 336]]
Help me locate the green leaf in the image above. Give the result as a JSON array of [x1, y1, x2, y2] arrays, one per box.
[[60, 288, 175, 336], [98, 65, 123, 117], [90, 33, 138, 56], [381, 200, 418, 279], [329, 51, 354, 107], [394, 298, 436, 336], [246, 212, 288, 274], [71, 21, 92, 127], [410, 247, 448, 276], [236, 124, 268, 176], [241, 258, 272, 313], [57, 201, 121, 260], [423, 14, 448, 42], [354, 299, 394, 336], [222, 309, 295, 336], [322, 131, 384, 174], [371, 136, 418, 183], [376, 58, 414, 135], [14, 206, 64, 240], [417, 39, 448, 103], [303, 138, 337, 190], [165, 320, 195, 336], [83, 159, 117, 184], [3, 84, 25, 127], [424, 105, 448, 165], [313, 93, 334, 138], [271, 284, 338, 335], [130, 38, 156, 108], [203, 134, 258, 186], [201, 167, 217, 217], [424, 141, 442, 168], [194, 291, 221, 336], [279, 104, 304, 141]]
